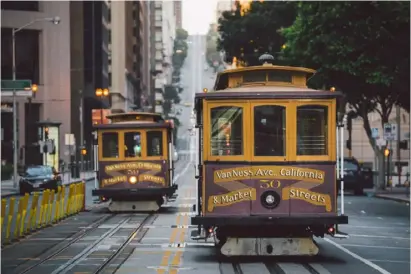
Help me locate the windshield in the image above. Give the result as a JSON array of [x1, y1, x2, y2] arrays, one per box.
[[337, 160, 359, 171], [25, 166, 52, 176]]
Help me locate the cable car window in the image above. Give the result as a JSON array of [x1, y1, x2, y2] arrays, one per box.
[[254, 105, 286, 156], [243, 71, 266, 83], [102, 132, 119, 158], [211, 106, 243, 156], [124, 132, 142, 157], [297, 105, 328, 155], [147, 131, 163, 156]]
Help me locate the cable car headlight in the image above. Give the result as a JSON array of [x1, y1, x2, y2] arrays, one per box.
[[129, 176, 137, 184], [261, 191, 280, 209], [265, 194, 275, 204]]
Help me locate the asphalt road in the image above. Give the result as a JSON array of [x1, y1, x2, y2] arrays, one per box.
[[2, 35, 409, 274]]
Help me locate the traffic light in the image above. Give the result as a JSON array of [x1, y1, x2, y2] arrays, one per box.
[[384, 148, 391, 157], [81, 148, 87, 155], [44, 127, 49, 140], [32, 84, 38, 93]]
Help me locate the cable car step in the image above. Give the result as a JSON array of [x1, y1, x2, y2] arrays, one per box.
[[190, 230, 207, 240]]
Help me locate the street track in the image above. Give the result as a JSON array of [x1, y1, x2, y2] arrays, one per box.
[[17, 213, 156, 274], [218, 261, 328, 274]]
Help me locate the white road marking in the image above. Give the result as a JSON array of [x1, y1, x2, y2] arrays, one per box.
[[277, 263, 311, 274], [341, 243, 409, 250], [369, 259, 410, 264], [360, 210, 366, 214], [240, 263, 270, 274], [309, 263, 332, 274], [349, 234, 410, 240], [324, 238, 392, 274], [345, 225, 409, 229]]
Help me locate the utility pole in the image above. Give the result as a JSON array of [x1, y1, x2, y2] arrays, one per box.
[[79, 89, 84, 174], [396, 105, 402, 185], [12, 29, 18, 189]]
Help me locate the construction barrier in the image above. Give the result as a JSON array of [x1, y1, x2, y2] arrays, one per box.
[[1, 180, 86, 246]]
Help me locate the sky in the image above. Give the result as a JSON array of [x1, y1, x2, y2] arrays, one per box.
[[182, 0, 219, 34]]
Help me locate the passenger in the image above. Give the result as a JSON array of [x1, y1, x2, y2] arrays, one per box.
[[134, 135, 142, 156]]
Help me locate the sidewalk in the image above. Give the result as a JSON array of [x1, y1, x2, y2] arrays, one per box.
[[364, 187, 410, 203], [1, 171, 95, 198]]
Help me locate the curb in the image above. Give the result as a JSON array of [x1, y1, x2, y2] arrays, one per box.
[[374, 194, 410, 204], [1, 176, 95, 198]]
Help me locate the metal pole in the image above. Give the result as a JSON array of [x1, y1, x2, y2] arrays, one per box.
[[396, 106, 401, 185], [340, 116, 346, 215], [12, 29, 18, 189], [79, 89, 84, 174]]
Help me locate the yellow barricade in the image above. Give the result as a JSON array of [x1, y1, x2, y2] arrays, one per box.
[[76, 183, 81, 213], [54, 186, 62, 223], [18, 193, 30, 237], [5, 197, 16, 243], [1, 199, 6, 231], [47, 190, 55, 225], [27, 193, 40, 233], [60, 185, 66, 220], [39, 190, 49, 228], [65, 185, 73, 216], [14, 196, 25, 239]]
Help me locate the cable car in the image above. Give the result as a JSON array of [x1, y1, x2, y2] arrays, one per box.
[[190, 53, 348, 256], [92, 112, 177, 212]]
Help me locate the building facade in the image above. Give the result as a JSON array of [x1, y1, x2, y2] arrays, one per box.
[[1, 1, 72, 166], [174, 0, 182, 29], [345, 105, 410, 173]]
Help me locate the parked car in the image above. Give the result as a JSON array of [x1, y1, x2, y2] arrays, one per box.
[[337, 157, 373, 195], [173, 147, 179, 162], [19, 165, 62, 195]]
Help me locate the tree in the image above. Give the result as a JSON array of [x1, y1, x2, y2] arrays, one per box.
[[217, 1, 297, 66], [176, 28, 189, 41], [205, 23, 222, 70], [282, 1, 410, 189]]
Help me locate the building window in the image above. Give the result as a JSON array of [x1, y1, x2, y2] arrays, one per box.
[[1, 28, 39, 83], [102, 132, 118, 158], [1, 1, 39, 11], [124, 132, 142, 158], [297, 105, 328, 156], [210, 106, 243, 156], [254, 105, 286, 156], [147, 131, 163, 156]]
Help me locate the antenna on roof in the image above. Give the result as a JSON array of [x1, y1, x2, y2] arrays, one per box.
[[258, 53, 275, 66]]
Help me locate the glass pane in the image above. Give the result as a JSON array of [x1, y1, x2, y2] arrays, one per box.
[[147, 131, 163, 156], [102, 132, 119, 158], [124, 132, 142, 157], [211, 106, 243, 156], [297, 105, 328, 155], [254, 105, 286, 156]]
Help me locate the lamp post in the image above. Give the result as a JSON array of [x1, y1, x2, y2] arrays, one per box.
[[95, 88, 109, 124], [12, 16, 60, 189]]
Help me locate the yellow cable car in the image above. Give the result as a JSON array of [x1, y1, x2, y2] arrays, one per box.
[[92, 112, 177, 212], [190, 53, 348, 256]]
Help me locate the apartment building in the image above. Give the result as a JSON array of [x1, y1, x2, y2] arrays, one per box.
[[153, 1, 176, 114], [1, 1, 72, 166], [345, 105, 410, 172], [174, 0, 182, 29]]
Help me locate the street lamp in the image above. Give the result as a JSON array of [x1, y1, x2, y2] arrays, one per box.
[[11, 16, 60, 189], [95, 88, 109, 124]]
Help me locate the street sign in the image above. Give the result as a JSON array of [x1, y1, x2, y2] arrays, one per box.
[[1, 80, 33, 97], [371, 128, 379, 139], [65, 133, 75, 146], [383, 123, 396, 141], [390, 124, 398, 140], [376, 138, 386, 148]]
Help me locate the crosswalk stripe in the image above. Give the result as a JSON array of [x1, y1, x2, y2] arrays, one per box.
[[309, 263, 332, 274], [240, 263, 270, 274], [277, 263, 312, 274]]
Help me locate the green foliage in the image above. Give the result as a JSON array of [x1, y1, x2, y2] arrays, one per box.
[[217, 1, 297, 65], [282, 1, 410, 117], [176, 28, 189, 40], [1, 163, 13, 180], [205, 23, 222, 68]]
